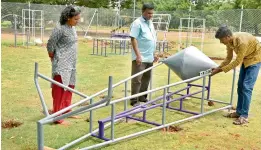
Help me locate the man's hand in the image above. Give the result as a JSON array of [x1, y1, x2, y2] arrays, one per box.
[[211, 67, 222, 76], [136, 55, 142, 65], [153, 56, 159, 63], [48, 52, 54, 61]]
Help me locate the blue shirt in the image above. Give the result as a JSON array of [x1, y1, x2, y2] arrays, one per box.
[[130, 16, 157, 63]]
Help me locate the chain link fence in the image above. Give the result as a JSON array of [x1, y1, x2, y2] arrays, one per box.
[[1, 2, 261, 56]]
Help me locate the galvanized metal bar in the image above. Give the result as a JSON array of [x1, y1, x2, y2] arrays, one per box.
[[38, 73, 88, 98], [111, 103, 115, 140], [37, 121, 44, 150], [34, 63, 49, 116], [124, 81, 128, 111], [201, 76, 206, 114], [162, 88, 167, 125], [80, 105, 232, 150]]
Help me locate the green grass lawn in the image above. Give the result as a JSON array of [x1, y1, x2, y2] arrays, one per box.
[[1, 38, 261, 150]]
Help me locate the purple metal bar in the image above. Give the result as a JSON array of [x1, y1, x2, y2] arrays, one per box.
[[126, 116, 161, 126], [96, 89, 204, 141], [207, 76, 211, 99], [142, 110, 146, 121], [175, 94, 205, 100], [101, 90, 203, 123], [180, 98, 183, 110], [98, 121, 105, 138], [186, 84, 190, 95], [101, 87, 190, 122], [187, 83, 208, 89], [167, 106, 199, 115], [91, 134, 110, 141]]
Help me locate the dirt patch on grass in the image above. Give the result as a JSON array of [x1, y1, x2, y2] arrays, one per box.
[[161, 125, 183, 133], [155, 51, 172, 58], [208, 101, 215, 106], [2, 119, 23, 129]]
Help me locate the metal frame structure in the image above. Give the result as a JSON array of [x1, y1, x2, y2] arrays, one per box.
[[83, 9, 98, 38], [152, 14, 171, 52], [178, 18, 205, 51], [35, 61, 236, 150], [156, 40, 169, 52], [152, 14, 171, 32], [1, 14, 24, 47], [92, 37, 130, 56], [22, 3, 44, 46]]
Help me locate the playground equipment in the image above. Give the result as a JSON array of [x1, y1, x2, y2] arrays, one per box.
[[152, 14, 171, 52], [84, 9, 98, 39], [163, 46, 218, 80], [178, 17, 206, 51], [35, 46, 236, 149], [92, 37, 130, 57], [1, 14, 26, 47], [22, 2, 44, 46]]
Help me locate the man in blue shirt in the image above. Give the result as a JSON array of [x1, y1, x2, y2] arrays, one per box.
[[130, 3, 158, 106]]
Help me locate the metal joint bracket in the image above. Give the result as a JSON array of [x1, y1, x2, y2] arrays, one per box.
[[199, 69, 212, 76]]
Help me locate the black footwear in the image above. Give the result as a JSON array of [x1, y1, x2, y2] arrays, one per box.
[[130, 101, 139, 106], [139, 98, 148, 103]]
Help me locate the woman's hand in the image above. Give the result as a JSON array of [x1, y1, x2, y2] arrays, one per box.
[[48, 52, 54, 61]]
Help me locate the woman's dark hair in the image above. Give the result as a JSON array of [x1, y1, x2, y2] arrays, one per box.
[[59, 5, 81, 25], [215, 25, 232, 39]]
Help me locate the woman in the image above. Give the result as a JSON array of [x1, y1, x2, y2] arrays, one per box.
[[47, 6, 81, 125]]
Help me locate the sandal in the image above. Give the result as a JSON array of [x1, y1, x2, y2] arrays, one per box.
[[224, 112, 240, 118], [233, 117, 249, 125]]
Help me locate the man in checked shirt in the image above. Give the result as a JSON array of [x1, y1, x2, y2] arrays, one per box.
[[211, 26, 261, 125]]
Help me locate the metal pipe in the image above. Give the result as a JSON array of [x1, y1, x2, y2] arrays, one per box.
[[41, 64, 208, 121], [34, 63, 49, 116], [58, 119, 122, 150], [106, 76, 113, 106], [162, 88, 167, 125], [207, 76, 211, 99], [239, 5, 244, 32], [111, 103, 115, 140], [229, 68, 236, 112], [124, 81, 128, 111], [167, 106, 199, 115], [37, 121, 44, 150], [80, 105, 232, 150], [104, 87, 189, 120], [201, 76, 206, 113], [127, 116, 161, 126], [84, 9, 98, 37], [174, 94, 230, 105], [149, 69, 153, 101], [111, 73, 210, 104], [14, 15, 17, 47], [89, 98, 93, 133], [38, 73, 88, 98], [50, 98, 108, 122], [101, 90, 204, 123]]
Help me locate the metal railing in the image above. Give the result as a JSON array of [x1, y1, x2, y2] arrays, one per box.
[[34, 62, 236, 150]]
